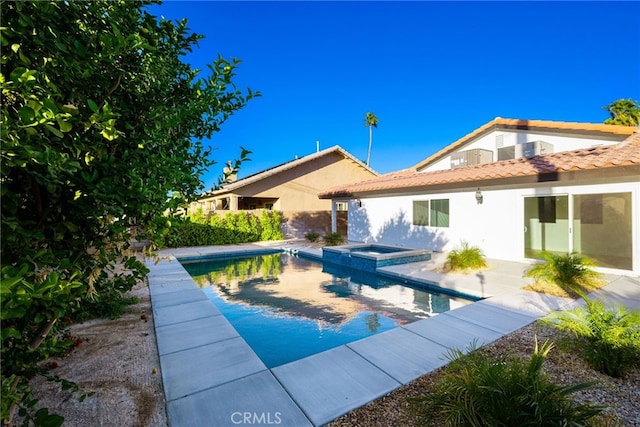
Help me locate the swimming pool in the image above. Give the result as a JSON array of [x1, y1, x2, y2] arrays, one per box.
[[181, 251, 474, 368], [322, 243, 432, 272]]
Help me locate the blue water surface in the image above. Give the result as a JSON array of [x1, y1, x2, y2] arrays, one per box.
[[182, 252, 471, 368]]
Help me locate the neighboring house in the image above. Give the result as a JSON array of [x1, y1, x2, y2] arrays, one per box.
[[190, 145, 378, 237], [319, 118, 640, 274]]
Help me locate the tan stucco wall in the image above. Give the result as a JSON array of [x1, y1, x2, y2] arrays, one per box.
[[237, 152, 374, 211], [194, 152, 375, 215]]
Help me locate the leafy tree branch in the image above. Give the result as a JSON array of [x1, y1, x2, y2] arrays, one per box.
[[1, 0, 259, 422]]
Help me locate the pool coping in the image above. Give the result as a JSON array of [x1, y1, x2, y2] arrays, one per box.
[[147, 243, 640, 427], [322, 243, 432, 272]]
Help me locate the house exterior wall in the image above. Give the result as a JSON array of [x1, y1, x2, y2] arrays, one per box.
[[284, 210, 348, 238], [348, 180, 639, 274], [422, 130, 627, 172], [191, 148, 375, 238], [242, 153, 369, 212], [194, 151, 376, 215]]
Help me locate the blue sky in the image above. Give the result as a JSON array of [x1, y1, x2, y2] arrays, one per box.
[[150, 1, 639, 190]]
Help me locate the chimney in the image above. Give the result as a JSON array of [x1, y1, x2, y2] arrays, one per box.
[[223, 164, 237, 182]]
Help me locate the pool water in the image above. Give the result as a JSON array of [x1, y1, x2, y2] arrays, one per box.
[[181, 252, 473, 368]]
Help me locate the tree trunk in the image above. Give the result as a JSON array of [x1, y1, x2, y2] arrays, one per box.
[[367, 125, 372, 166]]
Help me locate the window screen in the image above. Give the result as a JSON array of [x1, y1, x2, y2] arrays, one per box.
[[413, 199, 449, 227], [412, 201, 430, 226], [430, 199, 449, 227]]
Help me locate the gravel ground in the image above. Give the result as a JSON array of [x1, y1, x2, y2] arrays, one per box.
[[329, 321, 640, 427]]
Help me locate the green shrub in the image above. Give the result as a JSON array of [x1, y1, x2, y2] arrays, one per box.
[[412, 340, 603, 426], [525, 252, 603, 296], [260, 210, 284, 241], [248, 214, 260, 239], [152, 211, 283, 248], [305, 231, 320, 242], [187, 207, 208, 224], [445, 241, 487, 272], [230, 212, 260, 241], [72, 292, 139, 322], [209, 214, 224, 228], [323, 232, 344, 246], [223, 212, 239, 232], [541, 296, 640, 378]]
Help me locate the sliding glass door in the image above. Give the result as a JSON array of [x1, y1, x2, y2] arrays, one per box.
[[524, 192, 632, 270], [573, 193, 632, 270], [524, 195, 569, 259]]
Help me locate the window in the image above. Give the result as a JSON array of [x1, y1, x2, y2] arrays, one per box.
[[579, 194, 603, 225], [413, 201, 429, 225], [413, 199, 449, 227], [336, 202, 348, 211], [538, 196, 556, 223], [430, 199, 449, 227], [573, 192, 631, 270]]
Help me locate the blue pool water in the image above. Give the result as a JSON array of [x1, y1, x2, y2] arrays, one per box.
[[181, 252, 474, 368]]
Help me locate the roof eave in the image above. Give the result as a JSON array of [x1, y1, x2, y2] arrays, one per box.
[[201, 145, 377, 198], [320, 163, 640, 199]]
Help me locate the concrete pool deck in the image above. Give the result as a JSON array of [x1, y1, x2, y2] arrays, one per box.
[[147, 242, 640, 427]]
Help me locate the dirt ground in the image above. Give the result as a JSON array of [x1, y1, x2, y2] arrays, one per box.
[[26, 280, 168, 427]]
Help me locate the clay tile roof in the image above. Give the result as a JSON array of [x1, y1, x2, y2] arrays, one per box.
[[318, 130, 640, 199]]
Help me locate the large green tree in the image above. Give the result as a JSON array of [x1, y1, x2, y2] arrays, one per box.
[[0, 1, 258, 422], [603, 98, 640, 126]]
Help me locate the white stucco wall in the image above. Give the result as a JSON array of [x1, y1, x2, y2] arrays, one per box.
[[423, 129, 625, 172], [348, 181, 640, 274]]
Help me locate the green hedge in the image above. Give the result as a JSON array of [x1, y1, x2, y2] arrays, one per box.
[[154, 211, 284, 248]]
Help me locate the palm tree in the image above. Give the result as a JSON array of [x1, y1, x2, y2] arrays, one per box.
[[603, 98, 640, 126], [364, 112, 378, 166]]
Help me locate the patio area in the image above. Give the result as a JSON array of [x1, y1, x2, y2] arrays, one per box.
[[147, 242, 640, 426]]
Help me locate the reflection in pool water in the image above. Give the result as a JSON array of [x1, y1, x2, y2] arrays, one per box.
[[181, 252, 473, 368]]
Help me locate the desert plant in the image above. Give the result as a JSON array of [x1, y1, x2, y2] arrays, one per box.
[[411, 339, 603, 426], [444, 241, 487, 272], [525, 252, 603, 296], [323, 232, 344, 246], [541, 295, 640, 378], [305, 231, 320, 242]]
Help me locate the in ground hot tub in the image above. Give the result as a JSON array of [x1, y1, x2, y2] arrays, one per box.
[[322, 243, 431, 273]]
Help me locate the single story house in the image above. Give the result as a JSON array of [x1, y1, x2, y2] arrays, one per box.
[[319, 118, 640, 274], [190, 145, 378, 237]]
